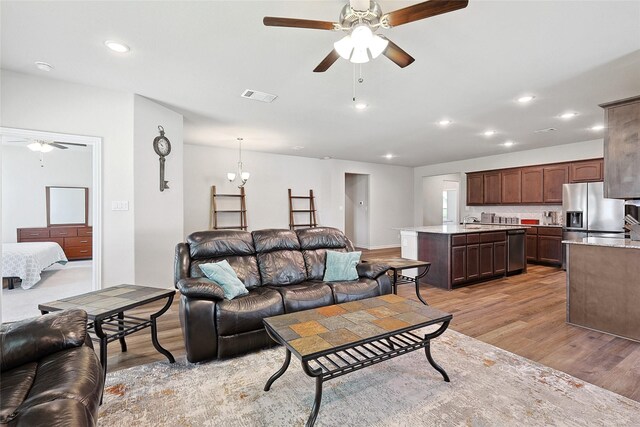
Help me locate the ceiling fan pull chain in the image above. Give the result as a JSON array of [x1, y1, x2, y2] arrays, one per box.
[[358, 64, 364, 84], [352, 63, 357, 102]]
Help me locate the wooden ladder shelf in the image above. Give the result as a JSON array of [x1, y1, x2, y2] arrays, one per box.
[[288, 189, 317, 230], [210, 185, 247, 230]]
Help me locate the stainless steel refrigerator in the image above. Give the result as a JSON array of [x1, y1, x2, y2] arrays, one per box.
[[562, 182, 625, 267]]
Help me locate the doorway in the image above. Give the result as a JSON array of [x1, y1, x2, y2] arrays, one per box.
[[345, 173, 370, 250], [422, 174, 461, 226], [0, 127, 102, 322]]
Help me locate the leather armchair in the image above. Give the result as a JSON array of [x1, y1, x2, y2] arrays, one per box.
[[0, 309, 103, 427]]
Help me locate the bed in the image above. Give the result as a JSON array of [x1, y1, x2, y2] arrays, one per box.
[[2, 242, 68, 289]]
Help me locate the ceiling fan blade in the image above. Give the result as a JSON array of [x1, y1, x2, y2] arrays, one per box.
[[263, 16, 336, 30], [53, 141, 87, 147], [382, 39, 415, 68], [385, 0, 469, 27], [313, 50, 341, 73], [49, 143, 69, 150]]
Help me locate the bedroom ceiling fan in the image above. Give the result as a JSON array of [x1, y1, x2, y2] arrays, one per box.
[[3, 137, 87, 152], [263, 0, 469, 72]]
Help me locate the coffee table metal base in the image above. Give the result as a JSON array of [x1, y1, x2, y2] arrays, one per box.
[[264, 320, 450, 427]]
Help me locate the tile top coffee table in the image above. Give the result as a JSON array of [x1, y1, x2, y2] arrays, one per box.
[[39, 284, 176, 379], [263, 294, 452, 427], [362, 256, 432, 305]]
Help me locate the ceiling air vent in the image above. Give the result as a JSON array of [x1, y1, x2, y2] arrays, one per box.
[[241, 89, 278, 103], [534, 127, 557, 133]]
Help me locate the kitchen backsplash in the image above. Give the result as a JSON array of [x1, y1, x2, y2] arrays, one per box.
[[464, 205, 563, 225]]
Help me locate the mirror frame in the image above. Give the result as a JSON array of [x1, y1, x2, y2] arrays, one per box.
[[46, 186, 89, 227]]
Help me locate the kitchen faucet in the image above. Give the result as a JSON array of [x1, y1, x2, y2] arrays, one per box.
[[463, 216, 478, 227]]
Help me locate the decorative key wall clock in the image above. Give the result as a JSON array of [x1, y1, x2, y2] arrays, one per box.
[[153, 125, 171, 192]]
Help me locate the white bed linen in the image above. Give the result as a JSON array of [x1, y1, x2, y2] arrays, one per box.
[[2, 242, 68, 289]]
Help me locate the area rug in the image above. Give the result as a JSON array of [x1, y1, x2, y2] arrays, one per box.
[[99, 329, 639, 426]]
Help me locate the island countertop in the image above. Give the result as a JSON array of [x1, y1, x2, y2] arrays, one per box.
[[398, 224, 528, 235], [563, 237, 640, 250]]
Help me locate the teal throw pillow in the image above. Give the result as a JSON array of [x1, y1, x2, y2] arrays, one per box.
[[199, 260, 249, 300], [323, 250, 361, 282]]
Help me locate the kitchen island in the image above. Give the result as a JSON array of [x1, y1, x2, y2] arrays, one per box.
[[565, 237, 640, 342], [400, 225, 528, 290]]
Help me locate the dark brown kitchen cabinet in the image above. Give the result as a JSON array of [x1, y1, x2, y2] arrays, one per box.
[[466, 244, 480, 280], [521, 167, 544, 204], [483, 172, 502, 204], [501, 169, 522, 204], [493, 241, 506, 275], [538, 236, 562, 264], [543, 165, 568, 204], [451, 246, 467, 285], [467, 173, 484, 205], [600, 96, 640, 199], [570, 159, 603, 183], [526, 234, 538, 262], [479, 243, 494, 278]]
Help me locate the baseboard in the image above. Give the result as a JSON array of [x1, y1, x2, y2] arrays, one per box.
[[358, 245, 401, 250]]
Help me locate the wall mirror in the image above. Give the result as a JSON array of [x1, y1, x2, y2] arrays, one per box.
[[46, 186, 88, 226]]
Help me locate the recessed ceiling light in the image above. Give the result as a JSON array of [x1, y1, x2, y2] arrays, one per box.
[[483, 130, 496, 137], [105, 40, 130, 53], [322, 156, 332, 160], [384, 154, 394, 160], [590, 124, 605, 131], [517, 95, 535, 103], [503, 141, 515, 147], [438, 119, 452, 126], [355, 102, 368, 110], [34, 61, 53, 72], [560, 112, 579, 119], [292, 146, 304, 150]]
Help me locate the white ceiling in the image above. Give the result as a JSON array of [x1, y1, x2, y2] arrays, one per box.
[[2, 1, 639, 167]]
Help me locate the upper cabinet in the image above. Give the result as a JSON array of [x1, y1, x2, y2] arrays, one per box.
[[570, 159, 603, 183], [467, 172, 484, 205], [542, 165, 569, 204], [600, 95, 640, 199], [521, 167, 544, 204], [483, 172, 502, 204], [466, 159, 600, 206], [501, 169, 522, 204]]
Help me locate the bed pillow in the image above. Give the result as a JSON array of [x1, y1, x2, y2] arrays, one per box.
[[199, 260, 248, 300], [323, 250, 361, 282]]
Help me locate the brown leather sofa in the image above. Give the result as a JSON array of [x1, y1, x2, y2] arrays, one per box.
[[0, 309, 104, 427], [175, 227, 391, 362]]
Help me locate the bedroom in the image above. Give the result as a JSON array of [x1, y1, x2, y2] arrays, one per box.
[[1, 132, 96, 322]]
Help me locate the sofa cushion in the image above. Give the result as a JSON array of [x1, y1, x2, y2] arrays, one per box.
[[253, 229, 307, 286], [297, 227, 354, 280], [0, 362, 37, 422], [216, 287, 284, 335], [188, 230, 255, 258], [1, 309, 87, 372], [271, 282, 334, 313], [190, 255, 261, 289], [199, 261, 248, 300], [325, 278, 382, 304], [10, 398, 94, 427], [323, 250, 361, 282]]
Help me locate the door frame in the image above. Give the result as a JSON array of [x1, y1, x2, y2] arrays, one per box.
[[1, 126, 102, 292], [344, 172, 371, 249]]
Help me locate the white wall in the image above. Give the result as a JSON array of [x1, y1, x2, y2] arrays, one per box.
[[1, 70, 135, 285], [184, 145, 414, 249], [133, 95, 184, 288], [2, 145, 92, 242], [413, 139, 604, 225], [422, 173, 462, 226]]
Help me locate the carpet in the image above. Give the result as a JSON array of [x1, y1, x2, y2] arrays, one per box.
[[99, 329, 640, 426]]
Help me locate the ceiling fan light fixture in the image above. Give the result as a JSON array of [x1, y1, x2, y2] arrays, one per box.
[[350, 46, 370, 63], [28, 142, 42, 152], [351, 25, 373, 50], [40, 144, 54, 153], [334, 35, 354, 59], [369, 35, 389, 59]]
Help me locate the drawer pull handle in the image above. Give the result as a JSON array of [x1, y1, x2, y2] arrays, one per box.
[[30, 233, 39, 236], [80, 240, 88, 243], [80, 250, 88, 253]]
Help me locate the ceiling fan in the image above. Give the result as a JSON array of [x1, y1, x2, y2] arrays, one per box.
[[4, 137, 87, 152], [263, 0, 469, 72]]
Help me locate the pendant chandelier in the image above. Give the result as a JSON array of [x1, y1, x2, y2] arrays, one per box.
[[227, 137, 250, 188]]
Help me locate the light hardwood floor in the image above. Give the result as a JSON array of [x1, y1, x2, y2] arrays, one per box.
[[105, 248, 640, 402]]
